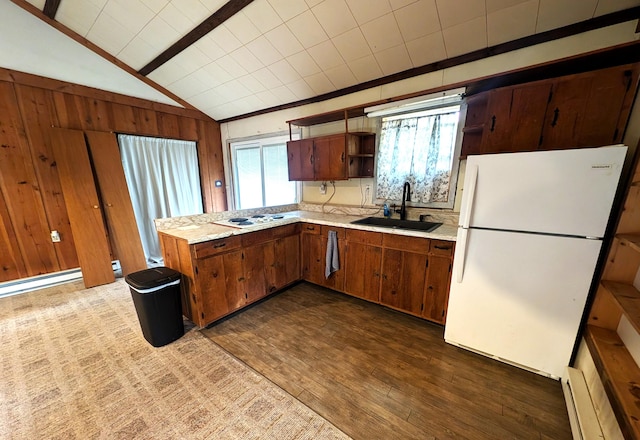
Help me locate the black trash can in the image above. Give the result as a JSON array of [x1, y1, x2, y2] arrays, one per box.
[[125, 267, 184, 347]]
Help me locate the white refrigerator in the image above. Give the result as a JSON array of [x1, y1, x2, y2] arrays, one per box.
[[444, 145, 628, 379]]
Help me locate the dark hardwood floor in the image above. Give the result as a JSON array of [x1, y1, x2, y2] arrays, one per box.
[[201, 282, 572, 440]]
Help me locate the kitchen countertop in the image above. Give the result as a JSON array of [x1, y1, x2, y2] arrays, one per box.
[[157, 210, 458, 244]]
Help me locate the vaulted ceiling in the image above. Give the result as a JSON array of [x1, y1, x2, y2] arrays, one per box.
[[12, 0, 640, 122]]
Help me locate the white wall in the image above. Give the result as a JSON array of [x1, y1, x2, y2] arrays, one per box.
[[220, 21, 640, 211]]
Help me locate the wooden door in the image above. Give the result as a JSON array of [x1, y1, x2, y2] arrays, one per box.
[[242, 243, 268, 303], [423, 256, 452, 324], [287, 139, 314, 181], [380, 248, 427, 315], [314, 134, 347, 180], [197, 254, 228, 324], [301, 231, 325, 285], [49, 128, 114, 287], [344, 241, 381, 302], [223, 250, 246, 311], [481, 83, 551, 153], [275, 233, 301, 289], [84, 131, 146, 276]]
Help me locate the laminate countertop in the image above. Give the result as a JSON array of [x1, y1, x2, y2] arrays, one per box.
[[157, 210, 458, 245]]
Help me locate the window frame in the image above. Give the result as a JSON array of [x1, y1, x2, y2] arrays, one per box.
[[372, 103, 466, 210], [229, 132, 300, 210]]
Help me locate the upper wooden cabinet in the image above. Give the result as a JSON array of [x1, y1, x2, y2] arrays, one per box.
[[461, 64, 640, 157], [287, 132, 375, 181]]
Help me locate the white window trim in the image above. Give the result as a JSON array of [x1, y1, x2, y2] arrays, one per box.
[[227, 132, 301, 211]]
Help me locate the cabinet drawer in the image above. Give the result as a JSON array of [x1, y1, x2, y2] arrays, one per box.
[[346, 229, 382, 246], [192, 235, 241, 259], [272, 223, 299, 238], [382, 234, 429, 254], [301, 223, 321, 234], [321, 225, 345, 239], [429, 240, 454, 256]]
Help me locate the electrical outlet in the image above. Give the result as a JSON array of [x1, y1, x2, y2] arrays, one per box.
[[50, 230, 61, 243], [319, 183, 327, 194], [364, 184, 371, 192]]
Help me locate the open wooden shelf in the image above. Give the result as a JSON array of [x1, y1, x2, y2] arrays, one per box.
[[601, 280, 640, 334], [618, 234, 640, 253], [584, 325, 640, 440]]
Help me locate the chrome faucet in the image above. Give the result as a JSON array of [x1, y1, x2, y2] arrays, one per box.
[[397, 181, 411, 220]]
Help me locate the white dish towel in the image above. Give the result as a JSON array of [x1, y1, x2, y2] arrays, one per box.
[[325, 230, 340, 278]]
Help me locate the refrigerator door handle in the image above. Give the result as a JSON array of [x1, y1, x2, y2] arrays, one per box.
[[456, 228, 468, 283], [461, 164, 478, 229]]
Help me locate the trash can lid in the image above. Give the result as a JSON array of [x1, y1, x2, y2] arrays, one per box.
[[125, 267, 181, 291]]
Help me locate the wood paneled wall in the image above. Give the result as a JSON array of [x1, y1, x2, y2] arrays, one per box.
[[0, 68, 226, 283]]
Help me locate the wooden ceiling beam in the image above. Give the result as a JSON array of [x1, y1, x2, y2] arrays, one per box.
[[43, 0, 61, 19], [138, 0, 254, 76]]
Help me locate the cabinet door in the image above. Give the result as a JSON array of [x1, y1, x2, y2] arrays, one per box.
[[423, 256, 452, 324], [242, 244, 268, 303], [287, 139, 314, 181], [380, 249, 427, 315], [264, 233, 301, 293], [302, 230, 345, 291], [197, 254, 230, 324], [344, 241, 381, 302], [223, 249, 247, 311], [314, 134, 347, 181], [481, 83, 551, 153]]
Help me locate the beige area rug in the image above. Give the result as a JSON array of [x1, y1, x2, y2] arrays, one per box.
[[0, 279, 350, 439]]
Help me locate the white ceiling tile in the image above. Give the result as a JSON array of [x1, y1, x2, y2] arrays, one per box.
[[486, 0, 531, 13], [394, 0, 441, 41], [138, 17, 181, 52], [345, 0, 392, 25], [244, 1, 283, 33], [229, 46, 264, 73], [374, 44, 413, 75], [442, 16, 487, 57], [171, 45, 213, 74], [270, 84, 298, 102], [188, 88, 225, 109], [202, 62, 234, 84], [287, 10, 329, 48], [147, 61, 191, 85], [266, 24, 304, 57], [246, 36, 283, 66], [595, 0, 640, 16], [86, 12, 136, 56], [25, 0, 46, 7], [167, 72, 211, 98], [216, 54, 249, 78], [209, 25, 243, 53], [237, 74, 267, 94], [304, 72, 336, 94], [312, 0, 358, 38], [332, 28, 371, 62], [287, 51, 322, 77], [324, 63, 358, 89], [360, 13, 404, 53], [255, 89, 281, 107], [215, 80, 252, 100], [307, 40, 345, 70], [436, 0, 486, 28], [536, 0, 598, 32], [198, 0, 228, 13], [348, 54, 383, 83], [167, 0, 210, 23], [194, 35, 227, 61], [57, 0, 102, 36], [305, 0, 324, 7], [268, 59, 302, 83], [158, 3, 196, 34], [405, 31, 446, 66], [286, 78, 316, 99], [253, 67, 284, 89], [188, 66, 225, 88], [141, 0, 169, 13], [103, 0, 154, 35], [118, 38, 159, 70], [389, 0, 419, 9], [226, 12, 262, 45], [487, 0, 538, 46], [268, 0, 310, 21]]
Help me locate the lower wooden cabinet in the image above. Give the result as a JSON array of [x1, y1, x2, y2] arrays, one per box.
[[161, 220, 453, 327]]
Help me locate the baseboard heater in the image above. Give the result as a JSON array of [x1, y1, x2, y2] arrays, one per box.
[[562, 366, 604, 440]]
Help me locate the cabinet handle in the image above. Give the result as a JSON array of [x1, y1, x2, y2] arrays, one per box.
[[306, 226, 315, 231], [213, 242, 226, 249], [310, 155, 314, 164], [551, 108, 559, 127], [434, 245, 451, 250], [490, 115, 496, 132], [341, 152, 344, 163]]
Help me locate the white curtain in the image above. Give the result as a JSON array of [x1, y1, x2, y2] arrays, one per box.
[[118, 134, 203, 265], [376, 111, 459, 204]]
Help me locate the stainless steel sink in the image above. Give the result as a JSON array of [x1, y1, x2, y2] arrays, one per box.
[[351, 216, 442, 232]]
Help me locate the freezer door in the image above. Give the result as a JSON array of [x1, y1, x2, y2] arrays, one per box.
[[445, 228, 602, 379], [461, 146, 627, 237]]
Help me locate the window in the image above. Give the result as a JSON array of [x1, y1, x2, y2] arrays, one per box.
[[375, 105, 461, 208], [231, 134, 298, 209]]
